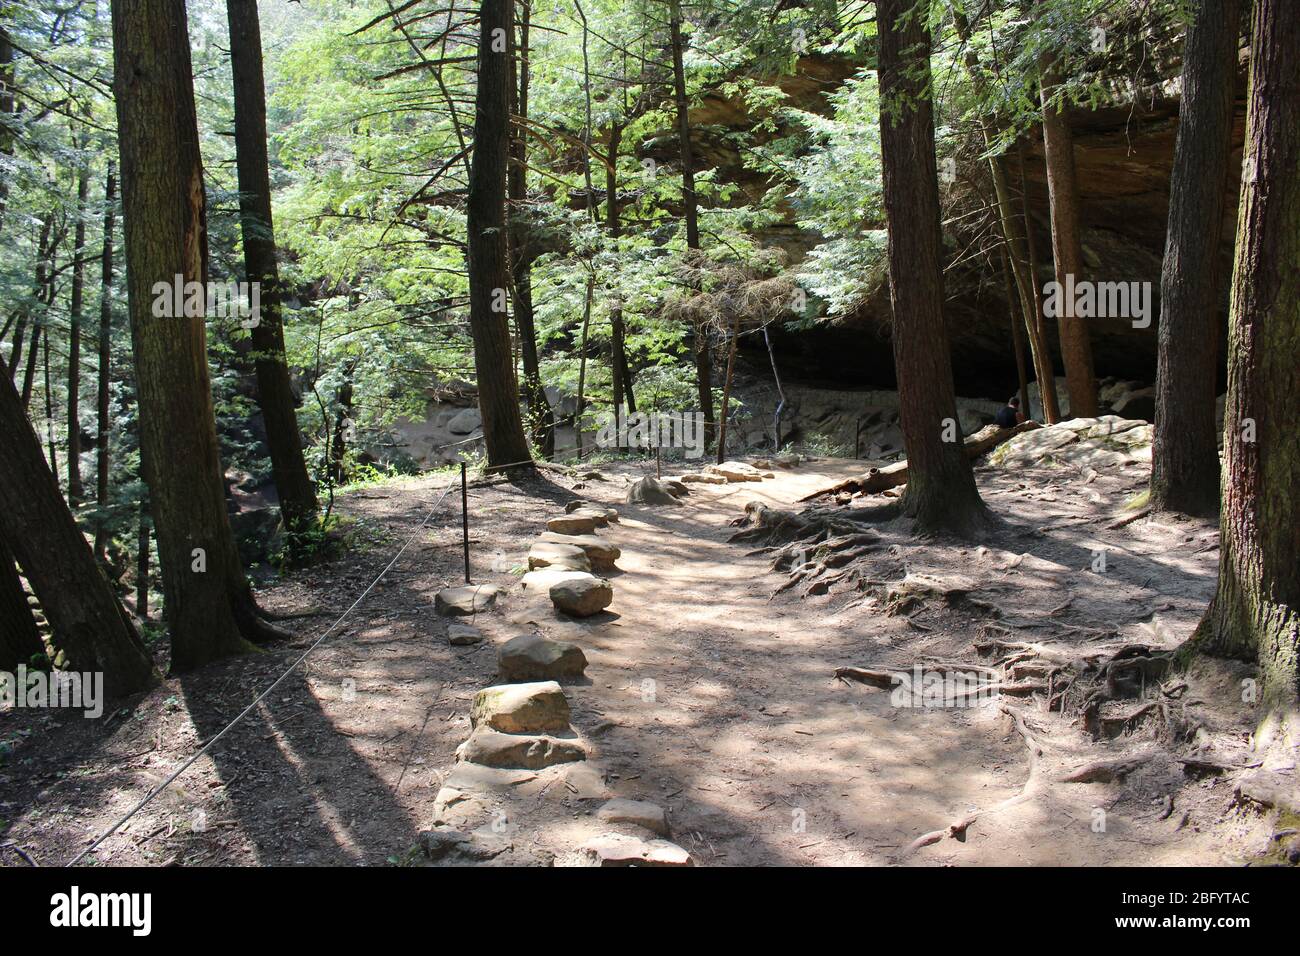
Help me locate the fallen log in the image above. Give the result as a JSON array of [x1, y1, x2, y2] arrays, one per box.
[[800, 420, 1040, 501]]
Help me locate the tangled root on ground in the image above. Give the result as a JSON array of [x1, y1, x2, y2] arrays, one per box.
[[728, 502, 887, 598], [973, 628, 1187, 741]]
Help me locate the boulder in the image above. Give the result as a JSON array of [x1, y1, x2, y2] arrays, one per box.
[[597, 798, 670, 837], [580, 833, 693, 867], [958, 407, 994, 436], [625, 476, 682, 506], [1109, 385, 1156, 422], [527, 542, 591, 572], [550, 576, 613, 617], [498, 633, 588, 681], [446, 407, 482, 435], [546, 514, 600, 535], [537, 533, 620, 572], [471, 681, 571, 734], [435, 584, 499, 616], [457, 726, 586, 770], [447, 623, 484, 646]]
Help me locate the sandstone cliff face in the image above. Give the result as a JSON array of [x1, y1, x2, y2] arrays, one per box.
[[655, 55, 1248, 396]]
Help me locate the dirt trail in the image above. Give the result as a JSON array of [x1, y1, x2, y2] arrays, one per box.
[[536, 463, 1251, 865], [1, 458, 1274, 867]]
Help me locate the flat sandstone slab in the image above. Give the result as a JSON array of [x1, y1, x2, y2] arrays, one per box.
[[436, 584, 500, 616]]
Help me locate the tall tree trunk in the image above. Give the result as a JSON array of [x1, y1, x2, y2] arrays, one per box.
[[507, 2, 554, 458], [951, 10, 1059, 423], [94, 162, 117, 560], [112, 0, 282, 672], [67, 160, 90, 505], [1151, 0, 1240, 517], [136, 501, 151, 622], [226, 0, 319, 536], [1037, 54, 1098, 418], [8, 213, 51, 385], [605, 121, 636, 414], [876, 0, 987, 536], [574, 273, 593, 458], [1193, 0, 1299, 716], [467, 0, 533, 474], [668, 0, 713, 440], [999, 244, 1032, 416], [0, 26, 13, 236], [0, 530, 44, 671], [42, 327, 57, 481], [0, 371, 157, 695], [1017, 145, 1060, 421], [716, 314, 739, 464]]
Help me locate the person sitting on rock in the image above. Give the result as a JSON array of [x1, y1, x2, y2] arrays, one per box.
[[995, 395, 1025, 429]]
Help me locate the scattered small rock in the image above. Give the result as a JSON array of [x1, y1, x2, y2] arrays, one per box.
[[448, 623, 484, 646]]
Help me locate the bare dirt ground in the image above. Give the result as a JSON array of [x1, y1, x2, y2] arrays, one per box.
[[0, 452, 1287, 867]]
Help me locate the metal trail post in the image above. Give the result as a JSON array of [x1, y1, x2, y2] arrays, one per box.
[[460, 461, 470, 583]]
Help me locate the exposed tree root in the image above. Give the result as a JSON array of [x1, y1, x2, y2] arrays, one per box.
[[729, 503, 887, 599], [902, 703, 1045, 857]]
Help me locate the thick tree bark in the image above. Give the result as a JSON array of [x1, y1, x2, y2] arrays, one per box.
[[94, 162, 116, 560], [876, 0, 987, 537], [0, 371, 157, 696], [507, 2, 554, 459], [226, 0, 319, 536], [1193, 0, 1299, 714], [669, 0, 713, 439], [0, 530, 44, 671], [112, 0, 281, 671], [467, 0, 533, 473], [1151, 0, 1240, 517], [66, 161, 90, 505], [1038, 52, 1098, 418]]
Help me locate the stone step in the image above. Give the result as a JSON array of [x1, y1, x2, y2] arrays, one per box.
[[435, 584, 500, 616], [527, 541, 591, 572], [471, 681, 571, 735], [580, 833, 693, 867], [537, 532, 620, 571], [550, 575, 613, 618], [545, 514, 601, 535], [498, 633, 588, 682], [456, 726, 586, 770]]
